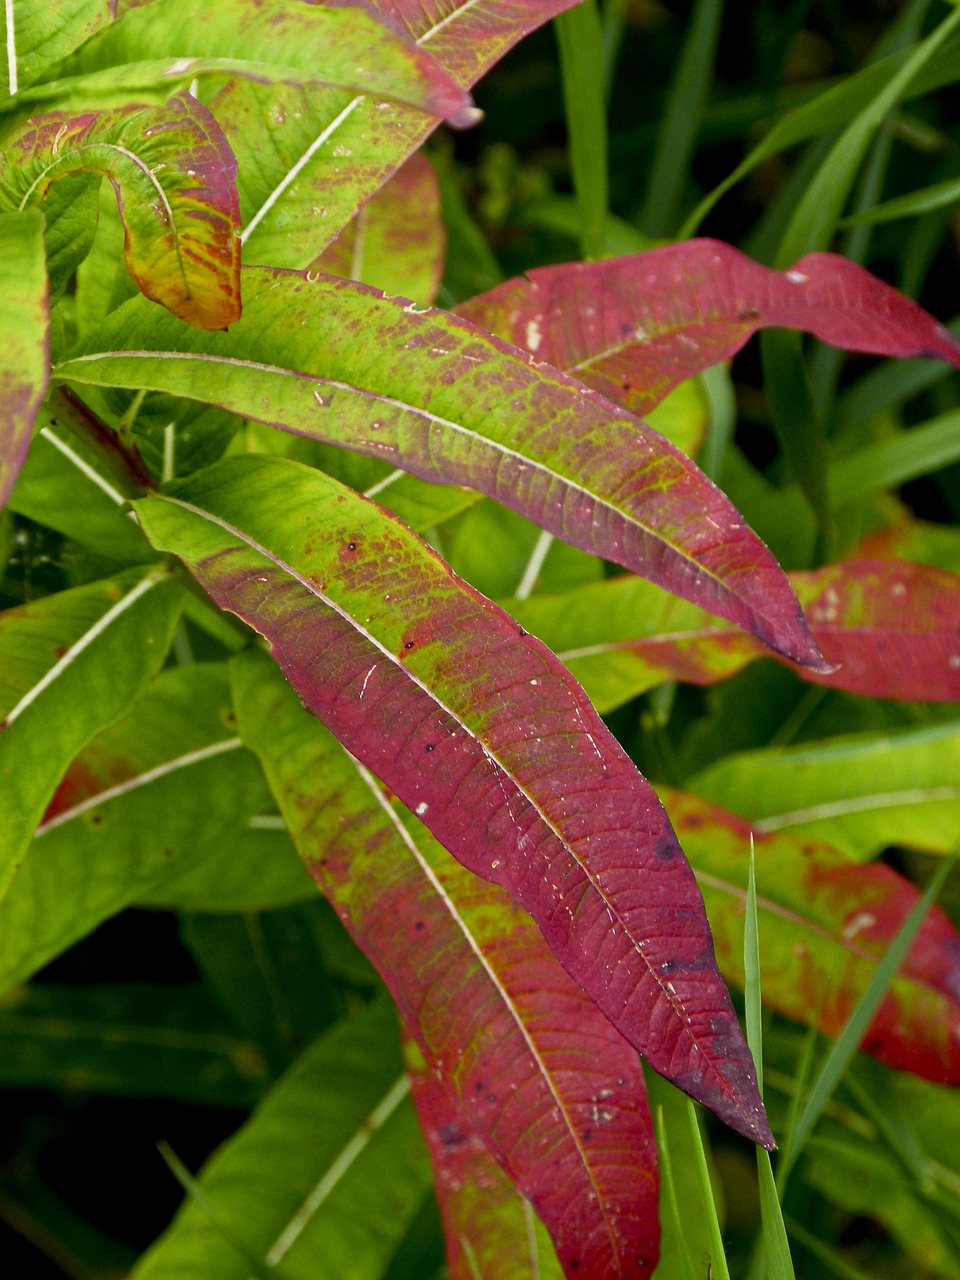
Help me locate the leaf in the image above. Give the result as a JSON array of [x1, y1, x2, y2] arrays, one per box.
[[0, 662, 278, 994], [309, 154, 445, 306], [60, 267, 826, 667], [506, 559, 960, 713], [133, 1001, 432, 1280], [687, 720, 960, 860], [207, 0, 583, 267], [133, 453, 771, 1147], [0, 93, 241, 329], [664, 787, 960, 1084], [0, 982, 269, 1106], [456, 239, 960, 417], [0, 566, 181, 901], [232, 648, 660, 1278], [0, 208, 48, 511], [405, 1045, 565, 1280], [0, 0, 113, 98]]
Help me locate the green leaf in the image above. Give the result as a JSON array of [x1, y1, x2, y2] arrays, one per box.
[[0, 566, 181, 902], [554, 1, 608, 260], [133, 1002, 432, 1280], [0, 207, 48, 510], [0, 93, 242, 329], [688, 721, 960, 859], [0, 0, 112, 99]]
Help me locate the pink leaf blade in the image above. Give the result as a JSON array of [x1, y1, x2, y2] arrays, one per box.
[[0, 209, 49, 511], [0, 95, 241, 330], [134, 454, 772, 1148], [232, 649, 659, 1278], [664, 788, 960, 1085], [61, 267, 827, 670], [457, 240, 960, 416]]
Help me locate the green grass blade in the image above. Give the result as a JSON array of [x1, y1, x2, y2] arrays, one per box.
[[759, 328, 830, 539], [744, 838, 763, 1095], [686, 1100, 731, 1280], [652, 1105, 700, 1280], [840, 174, 960, 228], [828, 407, 960, 508], [555, 1, 608, 260], [639, 0, 724, 237], [600, 0, 629, 91], [778, 856, 956, 1186]]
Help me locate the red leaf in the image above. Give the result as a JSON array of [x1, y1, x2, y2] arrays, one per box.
[[457, 239, 960, 416], [665, 788, 960, 1085], [136, 455, 772, 1148]]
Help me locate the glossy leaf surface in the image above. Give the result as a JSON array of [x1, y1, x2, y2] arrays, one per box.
[[406, 1048, 565, 1280], [133, 1002, 431, 1280], [210, 0, 582, 266], [134, 454, 771, 1147], [61, 267, 825, 667], [0, 664, 277, 995], [0, 208, 48, 510], [689, 721, 960, 860], [0, 94, 241, 329], [0, 567, 181, 900], [507, 559, 960, 713], [233, 649, 659, 1278], [458, 239, 960, 416], [664, 789, 960, 1085]]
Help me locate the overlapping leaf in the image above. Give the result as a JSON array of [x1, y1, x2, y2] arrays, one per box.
[[689, 721, 960, 860], [405, 1047, 565, 1280], [206, 0, 582, 266], [133, 453, 771, 1147], [232, 649, 659, 1278], [0, 208, 48, 510], [0, 0, 113, 99], [0, 93, 241, 328], [506, 559, 960, 713], [457, 239, 960, 416], [60, 267, 825, 666], [40, 0, 477, 125], [663, 789, 960, 1084], [0, 567, 181, 900]]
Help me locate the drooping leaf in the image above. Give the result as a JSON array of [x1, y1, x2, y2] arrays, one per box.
[[232, 649, 659, 1278], [663, 788, 960, 1085], [0, 566, 181, 901], [506, 559, 960, 713], [0, 0, 113, 99], [0, 208, 48, 511], [0, 982, 269, 1106], [60, 267, 825, 667], [0, 663, 277, 995], [456, 239, 960, 417], [132, 1001, 431, 1280], [309, 153, 445, 306], [405, 1044, 565, 1280], [42, 0, 477, 127], [133, 453, 771, 1147], [688, 721, 960, 860], [0, 93, 241, 329], [207, 0, 583, 266]]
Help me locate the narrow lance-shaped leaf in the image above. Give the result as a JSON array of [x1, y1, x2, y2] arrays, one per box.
[[0, 94, 241, 330], [457, 239, 960, 417], [404, 1042, 565, 1280], [0, 567, 182, 901], [134, 454, 772, 1148], [506, 559, 960, 713], [42, 0, 478, 127], [205, 0, 583, 266], [232, 649, 659, 1279], [60, 267, 826, 668], [663, 789, 960, 1086], [0, 208, 48, 510]]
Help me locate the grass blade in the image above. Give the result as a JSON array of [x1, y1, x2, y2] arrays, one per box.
[[555, 2, 608, 260]]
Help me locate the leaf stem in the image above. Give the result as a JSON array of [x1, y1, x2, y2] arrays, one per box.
[[48, 386, 155, 495]]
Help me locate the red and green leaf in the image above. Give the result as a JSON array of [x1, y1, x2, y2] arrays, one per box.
[[0, 93, 241, 329], [133, 453, 771, 1148], [458, 239, 960, 416], [0, 208, 48, 510], [232, 648, 659, 1279], [664, 788, 960, 1085], [507, 559, 960, 712], [61, 267, 825, 667]]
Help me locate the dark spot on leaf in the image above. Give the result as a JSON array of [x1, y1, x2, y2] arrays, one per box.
[[581, 1129, 592, 1141], [424, 743, 434, 753], [738, 308, 760, 320], [404, 640, 415, 649], [54, 646, 67, 658], [414, 920, 425, 932], [486, 1092, 496, 1103], [621, 381, 632, 391], [474, 1081, 484, 1092], [346, 541, 357, 552], [517, 626, 527, 637], [438, 1123, 464, 1149], [89, 813, 103, 826], [654, 837, 677, 862]]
